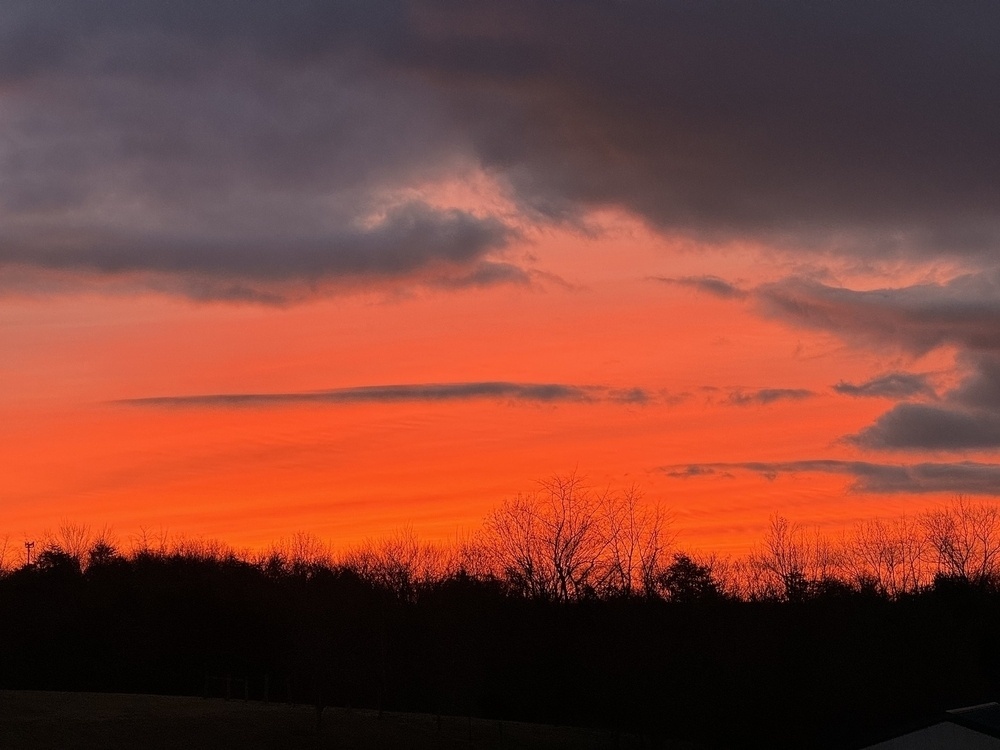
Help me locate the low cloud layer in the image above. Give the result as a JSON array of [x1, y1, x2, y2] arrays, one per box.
[[662, 460, 1000, 496], [116, 381, 651, 408], [3, 2, 1000, 299]]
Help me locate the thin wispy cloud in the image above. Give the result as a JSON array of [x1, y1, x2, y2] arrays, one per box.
[[116, 382, 653, 409], [663, 465, 728, 479], [757, 273, 1000, 355], [661, 460, 1000, 496], [725, 388, 815, 407]]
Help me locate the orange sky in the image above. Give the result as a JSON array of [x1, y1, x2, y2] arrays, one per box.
[[0, 216, 968, 557]]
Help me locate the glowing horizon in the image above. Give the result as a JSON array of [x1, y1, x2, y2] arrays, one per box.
[[1, 216, 982, 557]]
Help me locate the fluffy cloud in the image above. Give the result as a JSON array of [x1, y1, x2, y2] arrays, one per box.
[[3, 2, 1000, 299], [401, 1, 1000, 255], [0, 2, 514, 298]]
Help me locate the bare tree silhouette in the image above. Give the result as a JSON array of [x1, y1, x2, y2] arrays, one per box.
[[922, 497, 1000, 586], [343, 527, 445, 600], [0, 534, 11, 574], [842, 515, 929, 597], [484, 475, 671, 601]]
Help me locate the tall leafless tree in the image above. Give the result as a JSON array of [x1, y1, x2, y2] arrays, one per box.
[[922, 497, 1000, 585], [0, 534, 10, 574], [842, 515, 929, 597], [601, 486, 673, 597], [484, 475, 671, 601], [748, 515, 844, 601]]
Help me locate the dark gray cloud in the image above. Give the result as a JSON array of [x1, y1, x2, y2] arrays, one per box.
[[834, 372, 937, 400], [661, 460, 1000, 496], [726, 388, 815, 407], [949, 354, 1000, 412], [852, 404, 1000, 451], [3, 1, 1000, 300], [403, 1, 1000, 257], [758, 272, 1000, 355], [115, 381, 652, 408], [2, 203, 511, 278], [0, 1, 515, 298], [652, 275, 748, 300]]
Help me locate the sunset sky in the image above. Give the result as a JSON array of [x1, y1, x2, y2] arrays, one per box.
[[4, 2, 1000, 556]]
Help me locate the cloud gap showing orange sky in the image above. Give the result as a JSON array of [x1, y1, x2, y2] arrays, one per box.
[[3, 2, 1000, 556]]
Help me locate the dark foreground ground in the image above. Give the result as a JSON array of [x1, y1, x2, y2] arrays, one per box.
[[0, 691, 667, 750]]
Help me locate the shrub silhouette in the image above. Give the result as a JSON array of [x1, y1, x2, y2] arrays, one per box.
[[658, 553, 723, 603]]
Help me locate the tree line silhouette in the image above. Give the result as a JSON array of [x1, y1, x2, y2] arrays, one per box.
[[2, 478, 1000, 747]]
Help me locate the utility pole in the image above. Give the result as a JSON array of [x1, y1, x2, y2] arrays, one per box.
[[24, 540, 34, 566]]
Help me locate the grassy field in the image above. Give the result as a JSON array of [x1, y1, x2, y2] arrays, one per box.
[[0, 690, 663, 749]]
